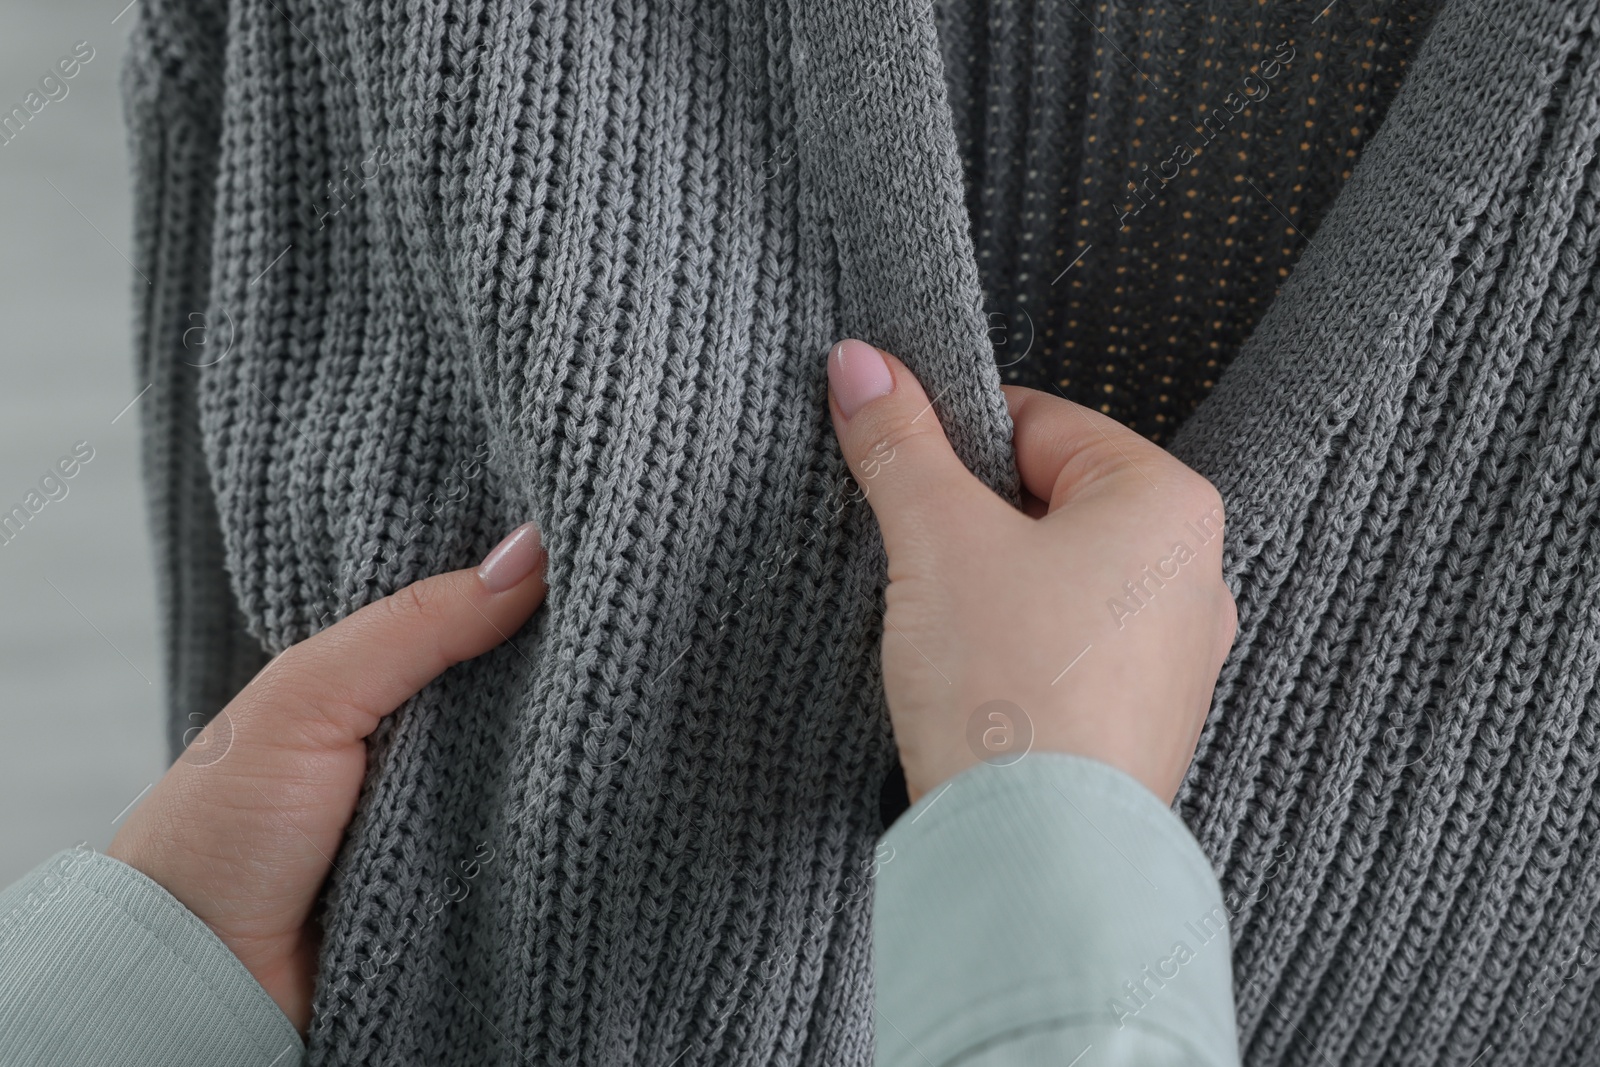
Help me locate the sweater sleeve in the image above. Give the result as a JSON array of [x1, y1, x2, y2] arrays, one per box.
[[872, 753, 1242, 1067], [122, 0, 271, 761], [0, 847, 304, 1067]]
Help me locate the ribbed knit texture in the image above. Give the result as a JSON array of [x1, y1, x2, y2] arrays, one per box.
[[0, 849, 304, 1066], [121, 0, 1600, 1064]]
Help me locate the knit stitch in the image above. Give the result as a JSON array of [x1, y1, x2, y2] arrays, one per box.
[[122, 0, 1600, 1064]]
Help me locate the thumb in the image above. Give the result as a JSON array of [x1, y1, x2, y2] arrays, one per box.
[[236, 521, 550, 753], [825, 338, 994, 555], [103, 521, 550, 1034]]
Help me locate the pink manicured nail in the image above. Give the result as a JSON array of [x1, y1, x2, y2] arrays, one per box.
[[477, 522, 544, 593], [828, 339, 894, 419]]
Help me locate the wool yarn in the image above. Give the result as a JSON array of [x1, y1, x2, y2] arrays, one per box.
[[941, 0, 1444, 442], [122, 0, 1600, 1063], [1166, 3, 1600, 1064]]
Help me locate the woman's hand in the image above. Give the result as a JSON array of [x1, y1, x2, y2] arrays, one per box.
[[106, 523, 548, 1035], [825, 339, 1236, 806]]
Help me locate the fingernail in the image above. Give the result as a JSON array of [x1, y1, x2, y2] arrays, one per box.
[[477, 522, 544, 593], [827, 339, 894, 419]]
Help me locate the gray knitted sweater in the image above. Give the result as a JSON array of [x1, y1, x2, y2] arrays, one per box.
[[122, 0, 1600, 1063]]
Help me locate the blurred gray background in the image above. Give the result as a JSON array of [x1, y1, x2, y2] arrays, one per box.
[[0, 0, 166, 884]]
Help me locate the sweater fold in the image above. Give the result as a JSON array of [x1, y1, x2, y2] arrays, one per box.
[[126, 0, 1600, 1063]]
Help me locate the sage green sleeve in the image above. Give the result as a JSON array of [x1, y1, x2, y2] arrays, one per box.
[[0, 845, 304, 1067], [0, 753, 1237, 1066], [872, 753, 1242, 1067]]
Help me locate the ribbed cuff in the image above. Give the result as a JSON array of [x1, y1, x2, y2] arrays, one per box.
[[872, 753, 1241, 1067], [0, 846, 304, 1067]]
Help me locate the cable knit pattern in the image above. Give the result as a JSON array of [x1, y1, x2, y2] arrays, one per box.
[[122, 0, 1600, 1064]]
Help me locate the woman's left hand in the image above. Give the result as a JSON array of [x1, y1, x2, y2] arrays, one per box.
[[106, 522, 548, 1035]]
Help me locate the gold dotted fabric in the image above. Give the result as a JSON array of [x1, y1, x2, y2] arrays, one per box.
[[935, 0, 1445, 443]]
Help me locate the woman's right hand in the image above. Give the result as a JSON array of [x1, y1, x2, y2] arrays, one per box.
[[824, 339, 1237, 805]]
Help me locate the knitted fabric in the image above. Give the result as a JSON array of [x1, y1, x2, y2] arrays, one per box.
[[941, 0, 1443, 441], [121, 1, 1600, 1065]]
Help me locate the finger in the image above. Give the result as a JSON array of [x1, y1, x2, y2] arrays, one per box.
[[243, 521, 548, 748], [825, 338, 998, 555], [1000, 384, 1182, 511]]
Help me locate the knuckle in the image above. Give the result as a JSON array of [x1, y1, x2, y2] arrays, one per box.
[[1157, 465, 1226, 536], [848, 407, 937, 472], [249, 657, 371, 748], [1214, 582, 1240, 657], [234, 626, 411, 749], [227, 654, 328, 745], [1178, 468, 1226, 517], [388, 576, 445, 628], [1221, 586, 1239, 646]]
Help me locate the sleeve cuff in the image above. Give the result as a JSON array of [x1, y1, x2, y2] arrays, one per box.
[[872, 753, 1241, 1067], [0, 845, 305, 1067]]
